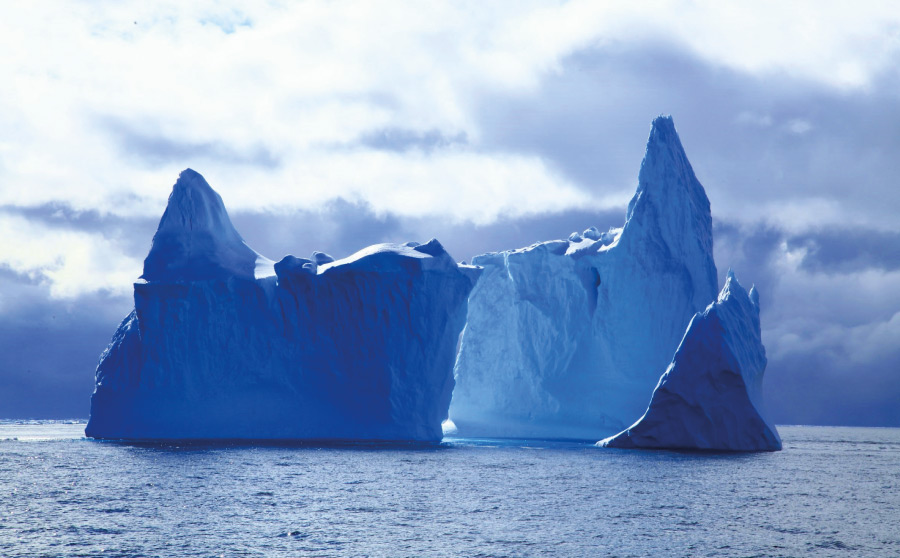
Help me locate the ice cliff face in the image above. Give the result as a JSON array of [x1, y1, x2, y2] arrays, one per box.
[[86, 169, 479, 441], [599, 271, 782, 451], [449, 116, 719, 440]]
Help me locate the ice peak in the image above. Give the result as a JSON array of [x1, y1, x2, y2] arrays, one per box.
[[142, 169, 262, 282], [721, 271, 761, 314], [627, 115, 706, 222], [175, 167, 205, 187], [163, 169, 231, 231], [599, 262, 779, 451], [648, 114, 677, 145], [621, 116, 718, 307], [719, 268, 746, 303], [748, 285, 760, 308], [716, 270, 762, 325]]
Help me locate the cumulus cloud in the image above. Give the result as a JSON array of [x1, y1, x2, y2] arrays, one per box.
[[0, 212, 142, 299], [786, 228, 900, 274], [712, 219, 900, 425], [1, 1, 898, 221], [476, 41, 900, 236]]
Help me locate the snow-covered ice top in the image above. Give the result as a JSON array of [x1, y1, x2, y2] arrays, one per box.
[[598, 270, 782, 451], [317, 239, 475, 275]]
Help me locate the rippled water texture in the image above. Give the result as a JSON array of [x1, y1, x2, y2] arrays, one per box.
[[1, 423, 898, 557]]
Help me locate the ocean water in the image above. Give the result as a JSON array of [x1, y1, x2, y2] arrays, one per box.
[[1, 423, 898, 557]]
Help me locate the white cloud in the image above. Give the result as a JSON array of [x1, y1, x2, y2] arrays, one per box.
[[1, 1, 897, 216], [0, 214, 142, 299], [766, 309, 900, 368], [0, 1, 897, 297], [209, 148, 606, 225], [735, 112, 774, 127], [786, 119, 813, 135], [647, 1, 900, 89], [0, 1, 608, 220], [713, 196, 900, 236], [762, 239, 900, 364]]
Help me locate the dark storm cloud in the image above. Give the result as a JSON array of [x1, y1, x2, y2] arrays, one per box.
[[2, 203, 122, 232], [0, 278, 132, 419], [0, 203, 159, 261], [712, 220, 784, 309], [714, 219, 900, 284], [0, 206, 148, 419], [707, 218, 900, 427], [0, 265, 42, 287], [764, 348, 900, 427], [475, 41, 900, 225], [787, 228, 900, 274], [98, 115, 281, 168]]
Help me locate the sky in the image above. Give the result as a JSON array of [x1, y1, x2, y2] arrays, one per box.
[[1, 1, 899, 426]]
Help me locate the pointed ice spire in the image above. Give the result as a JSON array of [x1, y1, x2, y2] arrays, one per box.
[[626, 116, 708, 224], [620, 116, 718, 307], [599, 266, 780, 451], [718, 268, 757, 317], [748, 285, 760, 309], [141, 169, 263, 281], [710, 269, 769, 418], [719, 267, 740, 302]]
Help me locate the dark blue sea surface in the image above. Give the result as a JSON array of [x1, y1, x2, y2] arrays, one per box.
[[1, 423, 898, 557]]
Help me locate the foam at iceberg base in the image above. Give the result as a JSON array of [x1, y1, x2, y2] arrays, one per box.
[[450, 116, 719, 439], [85, 169, 480, 442], [598, 271, 782, 451]]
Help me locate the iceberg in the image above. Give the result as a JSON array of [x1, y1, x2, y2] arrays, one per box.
[[598, 271, 782, 451], [449, 116, 719, 439], [85, 169, 479, 442]]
